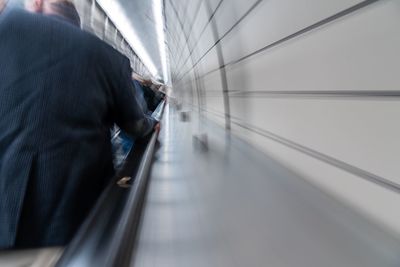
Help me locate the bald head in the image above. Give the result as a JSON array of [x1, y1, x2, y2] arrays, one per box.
[[0, 0, 6, 13], [25, 0, 43, 12], [25, 0, 80, 26]]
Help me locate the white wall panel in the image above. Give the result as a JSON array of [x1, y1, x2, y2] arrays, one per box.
[[188, 2, 209, 47], [220, 0, 364, 64], [225, 0, 400, 92], [166, 0, 400, 234], [205, 95, 225, 117], [213, 0, 258, 37], [182, 0, 202, 34], [198, 47, 220, 75], [232, 122, 400, 236], [229, 97, 400, 183], [193, 24, 216, 66], [201, 69, 223, 93], [208, 0, 223, 12], [204, 107, 226, 126]]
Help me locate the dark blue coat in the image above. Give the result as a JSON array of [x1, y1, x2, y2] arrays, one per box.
[[0, 8, 155, 249]]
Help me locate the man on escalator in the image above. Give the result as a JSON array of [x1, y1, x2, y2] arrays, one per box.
[[0, 3, 159, 252], [111, 73, 165, 170]]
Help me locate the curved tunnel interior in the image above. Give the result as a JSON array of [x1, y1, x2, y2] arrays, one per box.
[[1, 0, 400, 266], [164, 0, 400, 238]]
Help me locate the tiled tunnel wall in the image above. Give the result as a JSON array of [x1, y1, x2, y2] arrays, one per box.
[[165, 0, 400, 235]]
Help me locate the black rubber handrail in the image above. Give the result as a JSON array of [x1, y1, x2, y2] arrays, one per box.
[[56, 100, 166, 267]]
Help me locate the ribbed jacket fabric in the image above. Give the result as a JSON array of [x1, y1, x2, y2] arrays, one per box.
[[0, 8, 155, 249]]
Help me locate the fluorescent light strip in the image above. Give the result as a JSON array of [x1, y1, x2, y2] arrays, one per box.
[[96, 0, 158, 76], [153, 0, 169, 83]]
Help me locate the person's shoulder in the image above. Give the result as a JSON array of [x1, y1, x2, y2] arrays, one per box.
[[1, 7, 79, 38], [93, 37, 130, 66], [2, 7, 130, 72], [85, 35, 131, 74], [0, 7, 34, 26]]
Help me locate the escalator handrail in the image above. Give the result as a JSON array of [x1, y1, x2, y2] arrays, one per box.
[[56, 100, 166, 267]]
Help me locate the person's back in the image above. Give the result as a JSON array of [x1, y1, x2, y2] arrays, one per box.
[[0, 8, 155, 249]]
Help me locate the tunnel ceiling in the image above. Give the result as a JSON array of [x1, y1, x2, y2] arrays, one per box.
[[98, 0, 165, 81]]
